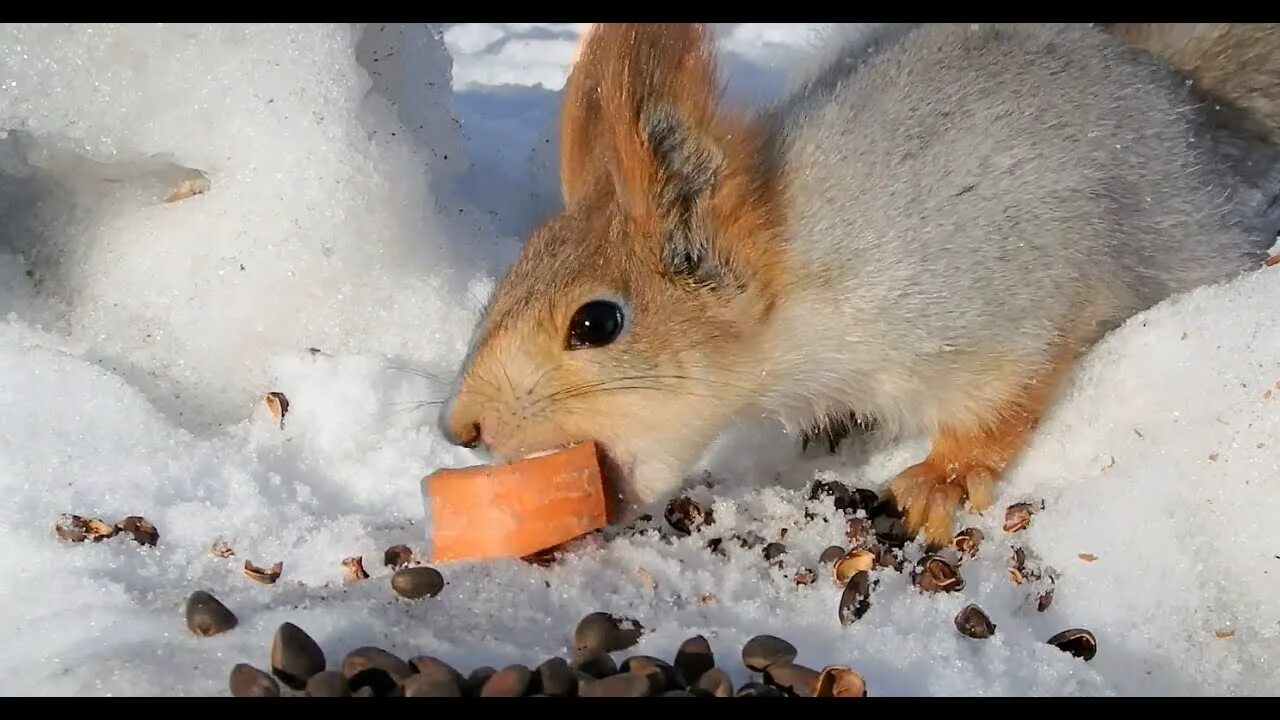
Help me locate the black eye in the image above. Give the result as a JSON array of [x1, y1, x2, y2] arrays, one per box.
[[566, 300, 625, 350]]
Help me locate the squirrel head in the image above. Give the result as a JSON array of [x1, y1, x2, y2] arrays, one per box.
[[440, 23, 789, 508]]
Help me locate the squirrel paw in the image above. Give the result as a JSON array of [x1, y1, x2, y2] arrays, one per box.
[[888, 461, 998, 548]]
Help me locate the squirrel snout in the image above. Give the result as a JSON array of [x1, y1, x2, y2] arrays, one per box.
[[439, 399, 482, 450]]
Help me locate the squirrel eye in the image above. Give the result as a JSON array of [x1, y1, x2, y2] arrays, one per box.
[[566, 300, 625, 350]]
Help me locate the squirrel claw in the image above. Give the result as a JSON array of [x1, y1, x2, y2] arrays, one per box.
[[889, 461, 996, 548]]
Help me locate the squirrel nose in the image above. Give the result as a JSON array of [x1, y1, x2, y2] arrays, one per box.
[[439, 399, 483, 449]]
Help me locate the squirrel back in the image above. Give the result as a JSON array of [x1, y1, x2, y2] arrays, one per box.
[[1102, 23, 1280, 146], [757, 23, 1275, 434]]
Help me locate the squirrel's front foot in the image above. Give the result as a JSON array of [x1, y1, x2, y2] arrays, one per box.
[[887, 343, 1081, 549], [888, 460, 997, 549]]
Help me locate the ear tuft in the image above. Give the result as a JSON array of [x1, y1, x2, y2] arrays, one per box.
[[643, 106, 727, 286]]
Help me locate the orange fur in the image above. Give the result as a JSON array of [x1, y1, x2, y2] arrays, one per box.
[[888, 340, 1082, 548], [559, 24, 605, 207]]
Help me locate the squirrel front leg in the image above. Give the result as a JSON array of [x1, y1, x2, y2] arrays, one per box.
[[888, 341, 1082, 549]]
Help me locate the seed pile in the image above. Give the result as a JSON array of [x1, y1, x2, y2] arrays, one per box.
[[652, 479, 1094, 663], [224, 611, 872, 697]]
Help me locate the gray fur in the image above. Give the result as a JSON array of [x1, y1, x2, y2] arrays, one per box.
[[753, 23, 1275, 438]]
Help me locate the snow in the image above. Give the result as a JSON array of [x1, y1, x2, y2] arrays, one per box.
[[0, 22, 1278, 697]]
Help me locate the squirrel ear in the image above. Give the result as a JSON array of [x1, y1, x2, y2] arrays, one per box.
[[640, 105, 728, 287], [587, 24, 738, 288], [558, 25, 606, 209]]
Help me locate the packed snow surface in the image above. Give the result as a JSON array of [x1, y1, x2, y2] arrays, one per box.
[[0, 22, 1277, 697]]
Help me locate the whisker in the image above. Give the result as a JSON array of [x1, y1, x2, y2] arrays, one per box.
[[382, 365, 450, 384], [543, 373, 757, 402], [553, 385, 726, 403], [386, 399, 446, 407], [499, 363, 518, 401], [524, 362, 562, 398]]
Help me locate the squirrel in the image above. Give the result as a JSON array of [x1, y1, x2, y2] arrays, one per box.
[[439, 23, 1280, 549]]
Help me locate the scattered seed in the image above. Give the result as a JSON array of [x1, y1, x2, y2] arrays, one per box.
[[914, 555, 964, 593], [243, 560, 283, 585], [838, 571, 873, 625], [763, 542, 787, 564], [390, 566, 444, 599], [410, 656, 466, 689], [625, 662, 668, 695], [574, 611, 644, 654], [578, 672, 652, 697], [776, 528, 789, 541], [465, 667, 497, 697], [1037, 587, 1055, 612], [1265, 253, 1280, 267], [954, 604, 996, 639], [535, 657, 575, 697], [383, 544, 413, 568], [876, 546, 905, 571], [954, 528, 983, 559], [480, 664, 533, 697], [833, 549, 876, 585], [851, 488, 880, 515], [1003, 502, 1039, 533], [571, 649, 618, 679], [674, 635, 714, 685], [116, 516, 159, 547], [794, 567, 817, 586], [1215, 629, 1235, 639], [1047, 628, 1097, 661], [269, 622, 326, 690], [305, 670, 350, 697], [622, 650, 680, 691], [871, 515, 913, 547], [808, 479, 853, 509], [695, 667, 733, 697], [741, 634, 798, 672], [665, 496, 713, 535], [736, 681, 785, 697], [697, 593, 716, 606], [341, 647, 412, 692], [705, 537, 726, 557], [210, 539, 235, 558], [401, 673, 461, 697], [54, 514, 117, 543], [844, 517, 872, 548], [1078, 553, 1097, 563], [165, 173, 211, 203], [818, 545, 846, 565], [812, 666, 867, 697], [230, 663, 280, 697], [264, 391, 289, 428], [521, 547, 561, 567], [342, 556, 369, 582], [185, 590, 238, 637], [636, 567, 658, 590], [763, 662, 820, 697]]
